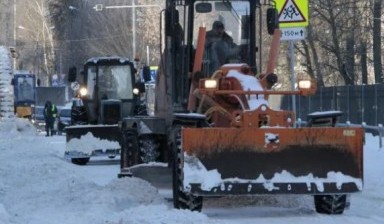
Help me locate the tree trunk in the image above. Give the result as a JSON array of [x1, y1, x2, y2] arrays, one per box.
[[306, 24, 324, 87], [345, 34, 355, 84], [327, 1, 353, 85], [360, 43, 368, 84]]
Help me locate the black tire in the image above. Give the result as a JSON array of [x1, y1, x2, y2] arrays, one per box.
[[172, 126, 203, 212], [120, 129, 139, 169], [314, 194, 347, 214], [71, 158, 90, 165]]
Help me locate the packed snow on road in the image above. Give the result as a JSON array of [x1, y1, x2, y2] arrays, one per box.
[[0, 117, 383, 224]]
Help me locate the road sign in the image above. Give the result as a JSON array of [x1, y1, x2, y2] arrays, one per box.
[[280, 27, 307, 41], [71, 81, 80, 91], [276, 0, 309, 28], [94, 4, 103, 11]]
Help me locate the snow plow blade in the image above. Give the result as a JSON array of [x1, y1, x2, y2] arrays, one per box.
[[65, 125, 121, 161], [181, 127, 363, 195]]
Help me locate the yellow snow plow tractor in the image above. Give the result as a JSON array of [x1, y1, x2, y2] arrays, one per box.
[[119, 0, 364, 214]]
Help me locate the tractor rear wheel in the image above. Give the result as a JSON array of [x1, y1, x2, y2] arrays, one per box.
[[120, 129, 139, 169], [314, 194, 347, 214], [138, 135, 160, 163], [172, 126, 203, 212]]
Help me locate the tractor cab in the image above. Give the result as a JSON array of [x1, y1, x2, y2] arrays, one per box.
[[194, 2, 255, 75], [69, 57, 140, 125]]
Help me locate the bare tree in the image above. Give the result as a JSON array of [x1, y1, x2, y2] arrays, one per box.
[[48, 0, 163, 73], [85, 0, 163, 64], [356, 0, 372, 84], [0, 0, 14, 46], [311, 0, 355, 85], [8, 0, 383, 88], [372, 0, 383, 83], [14, 0, 55, 85]]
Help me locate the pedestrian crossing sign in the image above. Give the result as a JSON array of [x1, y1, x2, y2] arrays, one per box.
[[276, 0, 309, 28]]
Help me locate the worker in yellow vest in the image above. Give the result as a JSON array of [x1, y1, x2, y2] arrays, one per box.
[[43, 101, 58, 136]]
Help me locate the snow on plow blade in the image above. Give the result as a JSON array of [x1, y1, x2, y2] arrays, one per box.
[[181, 127, 363, 195], [65, 125, 121, 158], [66, 125, 121, 143]]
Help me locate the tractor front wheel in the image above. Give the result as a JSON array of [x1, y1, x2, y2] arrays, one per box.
[[71, 158, 90, 165], [314, 194, 347, 214], [172, 126, 203, 212]]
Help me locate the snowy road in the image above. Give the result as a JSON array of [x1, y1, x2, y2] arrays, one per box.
[[0, 118, 383, 224]]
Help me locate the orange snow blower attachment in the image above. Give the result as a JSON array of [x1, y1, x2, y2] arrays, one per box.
[[183, 27, 363, 197], [188, 64, 363, 196], [181, 126, 363, 195]]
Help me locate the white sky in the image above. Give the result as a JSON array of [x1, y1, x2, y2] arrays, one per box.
[[0, 117, 383, 224]]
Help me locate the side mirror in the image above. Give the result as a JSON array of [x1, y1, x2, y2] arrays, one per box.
[[142, 66, 151, 82], [11, 78, 15, 85], [195, 3, 212, 13], [266, 8, 279, 35], [68, 66, 77, 82]]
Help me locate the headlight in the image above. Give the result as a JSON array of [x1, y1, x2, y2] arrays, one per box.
[[133, 88, 140, 95], [79, 87, 88, 96], [298, 80, 311, 89], [204, 79, 218, 89], [298, 79, 317, 96]]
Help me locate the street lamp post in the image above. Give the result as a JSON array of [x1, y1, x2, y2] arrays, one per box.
[[69, 5, 79, 66], [132, 0, 136, 57], [12, 0, 17, 70]]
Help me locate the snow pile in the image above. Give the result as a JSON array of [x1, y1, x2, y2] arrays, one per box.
[[0, 127, 210, 224], [0, 204, 11, 224], [183, 154, 222, 191], [0, 117, 37, 137], [0, 46, 14, 119], [0, 118, 384, 223]]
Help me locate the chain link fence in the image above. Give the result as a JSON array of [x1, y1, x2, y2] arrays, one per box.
[[281, 84, 384, 126]]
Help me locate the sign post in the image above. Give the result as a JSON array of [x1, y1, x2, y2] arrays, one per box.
[[276, 0, 309, 120]]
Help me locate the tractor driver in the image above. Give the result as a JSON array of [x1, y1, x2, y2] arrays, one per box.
[[98, 67, 118, 99], [18, 78, 34, 101], [205, 21, 238, 73]]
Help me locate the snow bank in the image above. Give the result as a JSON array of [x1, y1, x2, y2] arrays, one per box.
[[0, 117, 37, 137], [0, 119, 383, 223], [0, 204, 11, 224], [0, 46, 15, 118]]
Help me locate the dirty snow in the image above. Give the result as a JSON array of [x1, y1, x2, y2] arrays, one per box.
[[0, 117, 383, 224]]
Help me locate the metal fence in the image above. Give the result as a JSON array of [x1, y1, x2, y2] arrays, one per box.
[[281, 83, 384, 126]]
